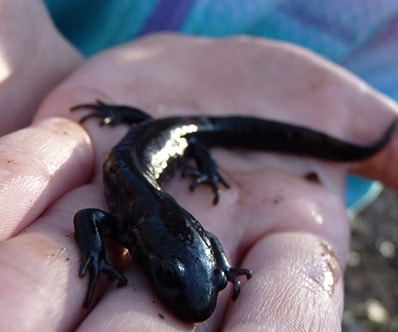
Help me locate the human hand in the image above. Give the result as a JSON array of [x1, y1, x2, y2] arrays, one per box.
[[0, 0, 82, 135], [1, 34, 398, 331]]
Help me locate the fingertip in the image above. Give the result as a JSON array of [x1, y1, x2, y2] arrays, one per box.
[[0, 117, 93, 240], [225, 232, 344, 331]]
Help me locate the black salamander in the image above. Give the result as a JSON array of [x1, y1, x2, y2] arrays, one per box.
[[71, 100, 397, 322]]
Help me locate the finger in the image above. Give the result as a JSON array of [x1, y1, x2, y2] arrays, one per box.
[[0, 191, 83, 331], [0, 184, 110, 331], [211, 172, 350, 331], [350, 126, 398, 189], [223, 233, 344, 331], [0, 117, 92, 240]]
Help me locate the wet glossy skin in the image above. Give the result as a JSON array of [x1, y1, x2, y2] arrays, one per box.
[[72, 101, 397, 322]]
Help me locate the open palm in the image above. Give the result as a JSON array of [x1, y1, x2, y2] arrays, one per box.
[[1, 34, 397, 331]]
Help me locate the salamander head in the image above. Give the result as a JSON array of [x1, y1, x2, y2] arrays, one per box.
[[140, 212, 229, 322], [145, 252, 228, 322]]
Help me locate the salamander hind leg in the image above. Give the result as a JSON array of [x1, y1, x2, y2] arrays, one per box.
[[73, 208, 128, 307], [183, 141, 230, 204], [70, 100, 152, 126]]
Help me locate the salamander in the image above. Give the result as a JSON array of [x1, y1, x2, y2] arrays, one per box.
[[71, 100, 397, 322]]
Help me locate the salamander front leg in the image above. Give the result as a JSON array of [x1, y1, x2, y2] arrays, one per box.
[[73, 208, 128, 307]]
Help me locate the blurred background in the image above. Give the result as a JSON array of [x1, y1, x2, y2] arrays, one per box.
[[344, 188, 398, 332]]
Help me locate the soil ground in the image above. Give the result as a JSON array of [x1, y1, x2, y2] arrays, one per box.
[[343, 188, 398, 331]]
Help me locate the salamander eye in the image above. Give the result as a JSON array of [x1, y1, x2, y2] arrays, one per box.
[[156, 258, 185, 288]]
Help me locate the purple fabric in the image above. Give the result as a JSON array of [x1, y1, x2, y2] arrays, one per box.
[[138, 0, 195, 35]]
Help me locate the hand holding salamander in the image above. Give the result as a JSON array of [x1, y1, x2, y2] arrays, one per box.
[[2, 35, 398, 331], [71, 99, 396, 321]]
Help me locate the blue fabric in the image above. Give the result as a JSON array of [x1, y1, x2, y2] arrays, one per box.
[[43, 0, 398, 209], [346, 176, 383, 213], [44, 0, 158, 56], [44, 0, 398, 97]]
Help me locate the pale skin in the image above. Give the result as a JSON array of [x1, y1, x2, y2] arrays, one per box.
[[0, 0, 82, 135], [1, 4, 398, 332]]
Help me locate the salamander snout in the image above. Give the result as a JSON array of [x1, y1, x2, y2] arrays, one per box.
[[146, 255, 228, 322]]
